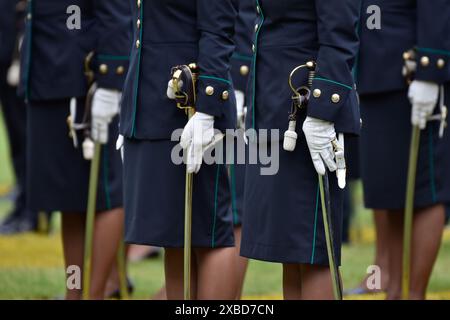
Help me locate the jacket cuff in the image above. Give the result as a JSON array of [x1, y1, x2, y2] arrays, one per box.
[[307, 77, 353, 123], [415, 48, 450, 84], [195, 75, 233, 117], [95, 54, 130, 91], [230, 54, 252, 92]]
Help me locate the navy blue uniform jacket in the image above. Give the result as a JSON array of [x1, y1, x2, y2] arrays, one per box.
[[357, 0, 450, 95], [119, 0, 239, 140], [247, 0, 361, 136], [230, 0, 255, 94], [0, 0, 17, 65], [18, 0, 132, 101]]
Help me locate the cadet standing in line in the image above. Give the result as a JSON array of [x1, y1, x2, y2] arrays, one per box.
[[241, 0, 360, 299], [0, 0, 38, 234], [357, 0, 450, 300], [229, 0, 255, 299], [19, 0, 132, 299], [119, 0, 239, 300]]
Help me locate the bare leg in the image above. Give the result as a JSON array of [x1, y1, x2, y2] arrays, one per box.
[[282, 264, 302, 300], [196, 247, 238, 300], [165, 248, 197, 300], [385, 209, 405, 300], [234, 226, 248, 299], [62, 213, 85, 300], [152, 286, 167, 300], [300, 264, 334, 300], [410, 204, 445, 300], [89, 208, 124, 299], [373, 210, 390, 290], [357, 210, 390, 291], [105, 244, 129, 298]]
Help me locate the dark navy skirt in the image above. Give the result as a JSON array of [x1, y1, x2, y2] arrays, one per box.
[[241, 126, 344, 266], [229, 163, 245, 226], [360, 89, 450, 210], [123, 138, 235, 248], [27, 98, 123, 212]]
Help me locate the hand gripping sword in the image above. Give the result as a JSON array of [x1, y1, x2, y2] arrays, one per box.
[[171, 64, 200, 300], [80, 52, 128, 300], [284, 62, 345, 300]]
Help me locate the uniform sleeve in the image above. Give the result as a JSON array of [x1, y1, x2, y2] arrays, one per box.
[[195, 0, 238, 118], [414, 0, 450, 84], [307, 0, 360, 134], [93, 0, 133, 91], [0, 0, 17, 64]]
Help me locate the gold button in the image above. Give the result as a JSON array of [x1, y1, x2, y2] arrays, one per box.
[[257, 6, 261, 14], [421, 56, 430, 67], [136, 40, 141, 48], [313, 89, 321, 98], [254, 24, 259, 32], [137, 0, 141, 8], [137, 19, 141, 29], [403, 51, 412, 61], [240, 65, 249, 76], [437, 58, 446, 69], [99, 64, 108, 74], [116, 66, 125, 75], [252, 44, 255, 53], [27, 13, 32, 20], [331, 94, 341, 103], [205, 86, 214, 96], [222, 91, 229, 100]]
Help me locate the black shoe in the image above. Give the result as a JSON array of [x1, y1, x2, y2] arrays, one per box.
[[0, 217, 37, 235], [106, 278, 135, 300]]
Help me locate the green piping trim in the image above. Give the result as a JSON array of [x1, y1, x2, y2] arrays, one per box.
[[211, 164, 221, 248], [428, 127, 437, 203], [310, 183, 320, 264], [102, 146, 112, 210], [313, 77, 353, 90], [252, 0, 265, 129], [97, 54, 130, 61], [232, 53, 253, 62], [130, 1, 144, 137], [416, 47, 450, 57], [230, 164, 238, 224], [198, 75, 231, 85]]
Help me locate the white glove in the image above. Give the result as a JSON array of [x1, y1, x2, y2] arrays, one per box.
[[408, 80, 439, 130], [167, 79, 183, 100], [235, 90, 246, 129], [7, 60, 20, 87], [303, 116, 337, 175], [91, 88, 121, 144], [180, 112, 215, 174]]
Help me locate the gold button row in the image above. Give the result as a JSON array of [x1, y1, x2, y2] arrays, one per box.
[[205, 86, 229, 101], [313, 89, 341, 104], [421, 56, 446, 69], [99, 64, 126, 75]]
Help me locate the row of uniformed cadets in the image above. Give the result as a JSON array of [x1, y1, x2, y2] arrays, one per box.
[[18, 0, 131, 299], [0, 0, 40, 234], [12, 0, 450, 300], [351, 0, 450, 300]]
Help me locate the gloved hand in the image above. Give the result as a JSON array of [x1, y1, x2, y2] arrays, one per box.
[[235, 90, 246, 129], [303, 116, 337, 175], [408, 80, 439, 130], [180, 112, 215, 174], [91, 88, 121, 144]]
